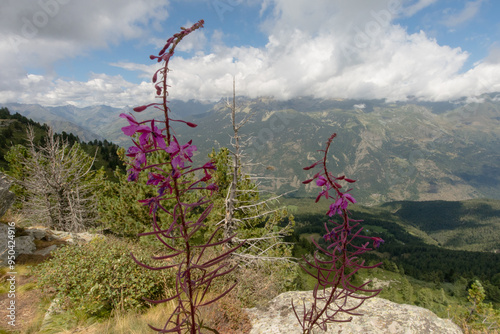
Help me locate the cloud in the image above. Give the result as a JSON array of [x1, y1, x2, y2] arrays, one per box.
[[0, 0, 169, 93], [0, 0, 499, 107], [401, 0, 438, 17], [442, 0, 484, 28]]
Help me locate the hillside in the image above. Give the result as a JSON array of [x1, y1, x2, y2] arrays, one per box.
[[0, 107, 123, 178], [2, 93, 500, 203], [287, 197, 500, 288]]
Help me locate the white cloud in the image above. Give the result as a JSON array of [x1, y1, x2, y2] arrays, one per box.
[[442, 0, 484, 28], [0, 0, 499, 107], [402, 0, 438, 17], [0, 0, 169, 98]]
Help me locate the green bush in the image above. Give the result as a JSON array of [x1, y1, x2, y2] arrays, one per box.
[[34, 237, 174, 317]]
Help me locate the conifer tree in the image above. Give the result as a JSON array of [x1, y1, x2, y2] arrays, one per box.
[[6, 126, 103, 231]]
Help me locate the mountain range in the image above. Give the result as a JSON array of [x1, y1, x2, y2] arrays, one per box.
[[3, 93, 500, 204]]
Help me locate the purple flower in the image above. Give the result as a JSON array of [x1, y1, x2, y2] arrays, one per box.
[[316, 175, 327, 187], [326, 193, 356, 217], [137, 120, 167, 150], [206, 183, 218, 195], [120, 113, 149, 136], [127, 165, 141, 182], [126, 146, 146, 167], [147, 172, 173, 195], [372, 237, 384, 248], [166, 137, 197, 169], [139, 197, 160, 214], [323, 230, 338, 242]]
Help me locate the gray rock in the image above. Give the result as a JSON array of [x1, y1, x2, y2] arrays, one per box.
[[34, 244, 59, 256], [0, 223, 36, 265], [0, 173, 15, 219], [1, 221, 104, 265], [245, 290, 463, 334], [45, 230, 104, 244], [25, 227, 47, 240]]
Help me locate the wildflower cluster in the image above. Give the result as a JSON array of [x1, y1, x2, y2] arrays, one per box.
[[120, 20, 241, 333], [293, 133, 384, 333]]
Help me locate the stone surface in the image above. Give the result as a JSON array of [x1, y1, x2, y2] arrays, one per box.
[[0, 224, 37, 265], [34, 244, 58, 256], [25, 227, 47, 240], [0, 173, 15, 219], [45, 229, 104, 244], [1, 225, 104, 266], [245, 290, 463, 334]]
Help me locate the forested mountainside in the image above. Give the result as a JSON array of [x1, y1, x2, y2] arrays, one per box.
[[286, 197, 500, 303], [3, 93, 500, 203], [0, 107, 123, 178]]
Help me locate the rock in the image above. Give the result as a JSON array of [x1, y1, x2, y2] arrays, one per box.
[[1, 224, 104, 265], [24, 227, 47, 240], [0, 172, 15, 219], [0, 224, 37, 265], [245, 290, 463, 334], [34, 245, 58, 256], [45, 230, 104, 244]]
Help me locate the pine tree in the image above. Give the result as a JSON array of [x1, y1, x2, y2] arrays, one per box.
[[5, 126, 103, 231]]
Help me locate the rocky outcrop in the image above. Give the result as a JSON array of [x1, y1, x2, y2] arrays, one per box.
[[0, 225, 104, 266], [0, 173, 15, 219], [246, 290, 462, 333]]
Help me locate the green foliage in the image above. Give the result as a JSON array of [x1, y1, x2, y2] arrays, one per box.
[[448, 280, 500, 332], [5, 129, 105, 231], [34, 237, 173, 318], [97, 148, 191, 241], [97, 148, 156, 238], [399, 276, 414, 303], [0, 107, 122, 178], [206, 147, 298, 291]]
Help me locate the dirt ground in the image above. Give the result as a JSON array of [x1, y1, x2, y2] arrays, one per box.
[[0, 254, 51, 333]]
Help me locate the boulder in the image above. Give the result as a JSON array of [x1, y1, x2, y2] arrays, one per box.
[[0, 224, 37, 266], [1, 225, 105, 266], [44, 229, 104, 244], [245, 290, 463, 334]]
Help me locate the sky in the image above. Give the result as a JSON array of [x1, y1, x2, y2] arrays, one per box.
[[1, 0, 500, 107]]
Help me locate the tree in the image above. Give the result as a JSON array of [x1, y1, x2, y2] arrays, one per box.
[[6, 126, 103, 231], [217, 78, 295, 264], [97, 148, 188, 241]]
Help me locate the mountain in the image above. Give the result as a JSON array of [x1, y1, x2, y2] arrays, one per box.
[[0, 107, 122, 177], [3, 100, 217, 146], [287, 197, 500, 285], [175, 94, 500, 203], [2, 94, 500, 204]]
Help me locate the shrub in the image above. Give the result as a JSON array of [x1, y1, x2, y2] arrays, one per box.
[[34, 237, 174, 317]]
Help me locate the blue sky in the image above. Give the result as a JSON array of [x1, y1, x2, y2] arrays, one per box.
[[1, 0, 499, 107]]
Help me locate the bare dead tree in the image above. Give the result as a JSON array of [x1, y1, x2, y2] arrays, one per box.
[[11, 126, 101, 232], [221, 78, 295, 265]]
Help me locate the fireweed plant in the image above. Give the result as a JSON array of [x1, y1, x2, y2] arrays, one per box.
[[294, 133, 384, 333], [120, 20, 242, 333]]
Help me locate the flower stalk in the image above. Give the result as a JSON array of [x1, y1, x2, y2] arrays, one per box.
[[120, 20, 241, 333], [293, 133, 383, 333]]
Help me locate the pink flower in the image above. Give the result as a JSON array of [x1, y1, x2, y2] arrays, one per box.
[[326, 193, 356, 217], [372, 237, 384, 248], [137, 120, 167, 150], [316, 175, 327, 187], [120, 113, 149, 136], [126, 146, 146, 167], [166, 137, 197, 169]]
